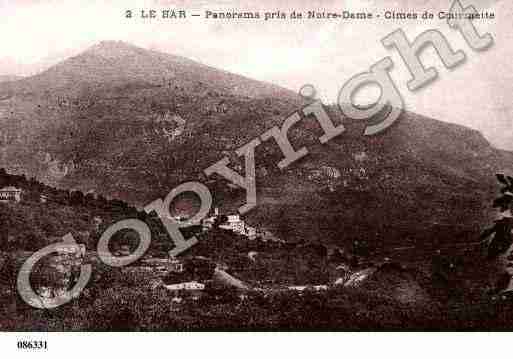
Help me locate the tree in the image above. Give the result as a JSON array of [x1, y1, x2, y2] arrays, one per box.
[[69, 190, 85, 206], [480, 174, 513, 259], [0, 168, 8, 187]]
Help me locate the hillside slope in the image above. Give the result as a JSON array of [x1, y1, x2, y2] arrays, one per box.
[[0, 41, 511, 253]]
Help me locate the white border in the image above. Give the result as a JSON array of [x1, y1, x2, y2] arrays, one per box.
[[0, 332, 504, 359]]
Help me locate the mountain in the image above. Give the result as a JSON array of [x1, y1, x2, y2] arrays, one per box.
[[0, 40, 511, 256], [0, 40, 296, 99], [0, 41, 301, 193], [0, 75, 23, 83]]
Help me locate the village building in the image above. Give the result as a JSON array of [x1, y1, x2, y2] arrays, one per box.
[[201, 207, 219, 230], [57, 243, 86, 257], [312, 285, 329, 291], [245, 226, 257, 240], [288, 285, 308, 292], [216, 100, 228, 113], [115, 245, 132, 257], [54, 242, 86, 269], [287, 284, 328, 292], [92, 216, 103, 231], [201, 216, 216, 230], [169, 257, 185, 273], [219, 214, 246, 234], [164, 281, 205, 291], [200, 207, 267, 241], [141, 257, 185, 274], [171, 212, 203, 227], [0, 186, 22, 203]]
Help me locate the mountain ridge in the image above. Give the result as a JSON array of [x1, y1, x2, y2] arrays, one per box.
[[0, 40, 299, 101], [0, 40, 511, 252]]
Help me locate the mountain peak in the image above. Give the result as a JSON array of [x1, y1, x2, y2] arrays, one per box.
[[83, 40, 146, 58]]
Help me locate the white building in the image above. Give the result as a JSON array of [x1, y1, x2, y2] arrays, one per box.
[[219, 214, 245, 234], [201, 207, 220, 229], [201, 208, 260, 240], [164, 281, 205, 291], [168, 258, 185, 273], [57, 243, 86, 258], [93, 216, 103, 231], [171, 214, 201, 227], [202, 216, 215, 230], [312, 285, 329, 291], [245, 226, 257, 240], [0, 186, 22, 203], [288, 286, 307, 292]]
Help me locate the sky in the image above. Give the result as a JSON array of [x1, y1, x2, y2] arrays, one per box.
[[0, 0, 511, 149]]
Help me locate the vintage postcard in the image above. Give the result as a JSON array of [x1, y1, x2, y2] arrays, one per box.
[[0, 0, 512, 355]]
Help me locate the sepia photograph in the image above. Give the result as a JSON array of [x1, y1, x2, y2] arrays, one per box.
[[0, 0, 512, 355]]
